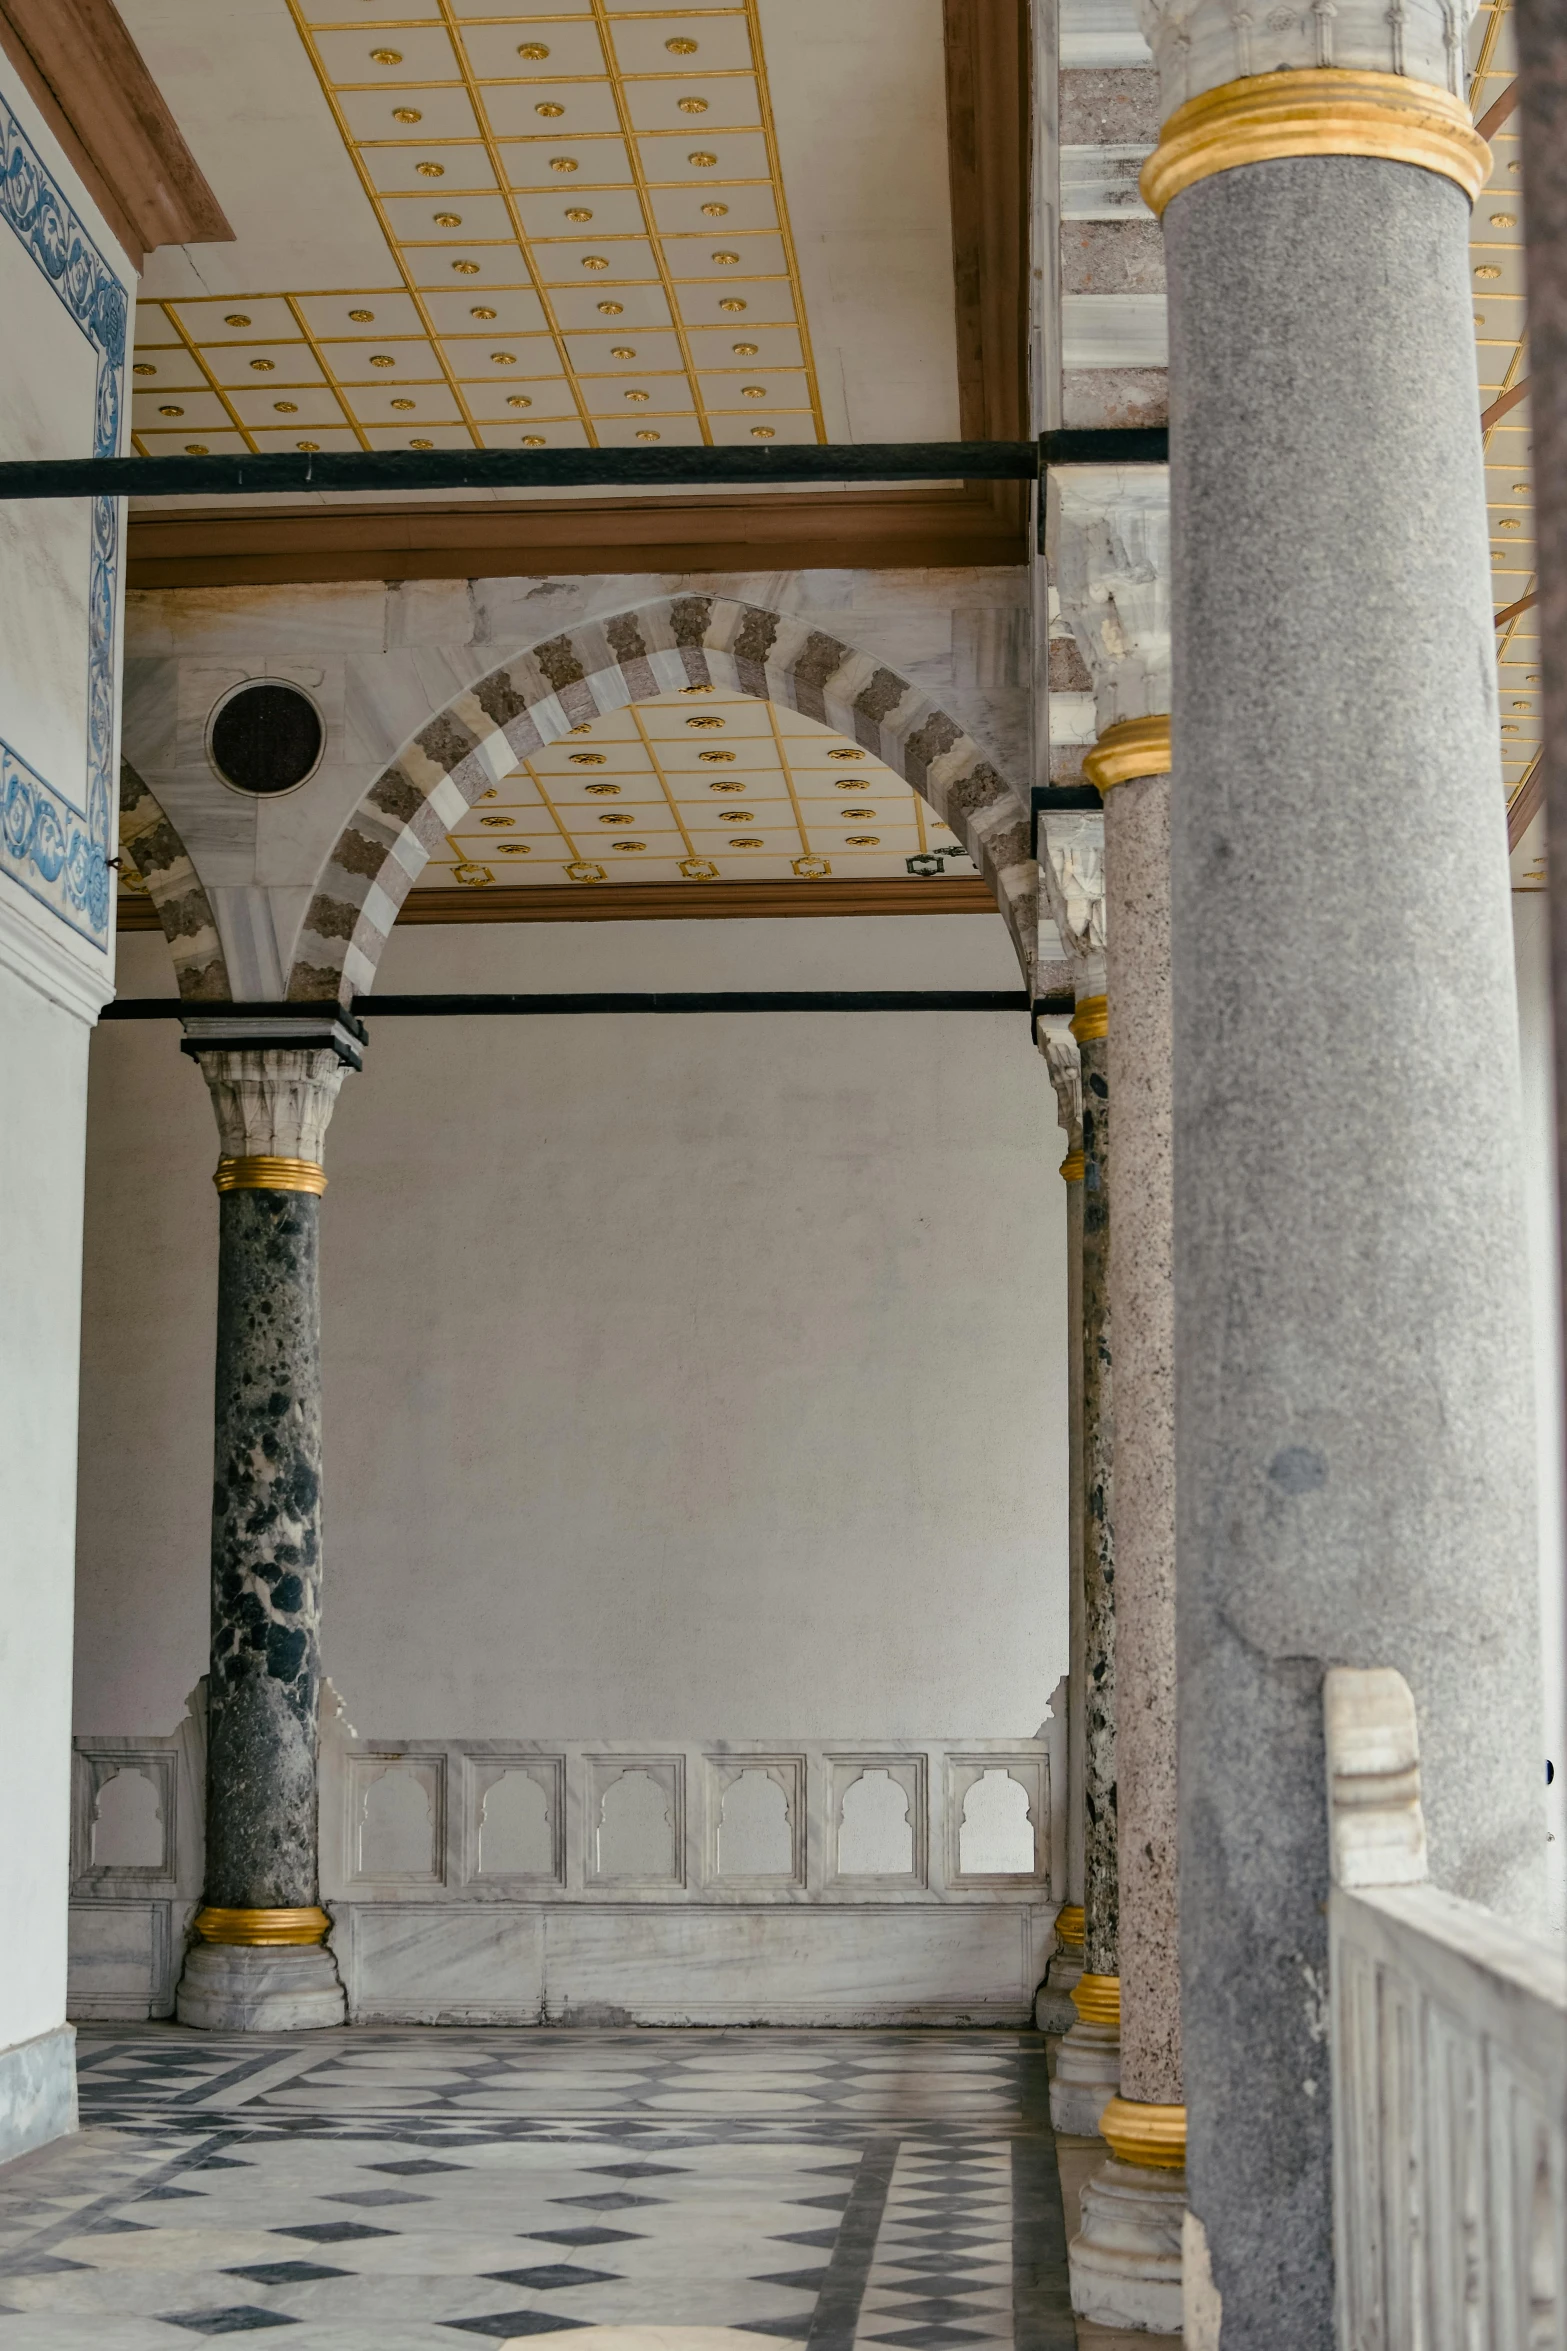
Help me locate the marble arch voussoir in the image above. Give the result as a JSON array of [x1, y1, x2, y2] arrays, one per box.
[[293, 595, 1036, 1004]]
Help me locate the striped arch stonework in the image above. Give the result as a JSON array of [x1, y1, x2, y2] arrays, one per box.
[[119, 759, 231, 1001], [289, 595, 1039, 1004]]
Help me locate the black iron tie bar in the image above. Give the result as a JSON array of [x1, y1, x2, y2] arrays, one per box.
[[0, 429, 1166, 501]]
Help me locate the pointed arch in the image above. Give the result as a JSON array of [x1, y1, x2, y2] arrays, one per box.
[[289, 594, 1037, 1004], [118, 759, 231, 1000]]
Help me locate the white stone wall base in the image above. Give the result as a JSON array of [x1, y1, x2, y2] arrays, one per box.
[[1069, 2157, 1186, 2333], [175, 1943, 346, 2031], [0, 2024, 77, 2167], [1049, 2016, 1121, 2133]]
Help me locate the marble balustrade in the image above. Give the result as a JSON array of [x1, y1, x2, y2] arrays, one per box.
[[67, 1715, 1065, 2028]]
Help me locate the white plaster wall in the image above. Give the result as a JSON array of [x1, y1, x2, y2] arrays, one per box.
[[76, 916, 1067, 1748], [1, 984, 92, 2047], [1513, 892, 1567, 1928], [0, 59, 132, 2128]]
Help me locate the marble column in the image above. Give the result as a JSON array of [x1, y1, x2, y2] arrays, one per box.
[[1036, 1024, 1087, 2022], [1135, 9, 1548, 2339], [175, 1027, 361, 2030]]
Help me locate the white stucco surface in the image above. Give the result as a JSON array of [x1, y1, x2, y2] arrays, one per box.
[[76, 916, 1067, 1748]]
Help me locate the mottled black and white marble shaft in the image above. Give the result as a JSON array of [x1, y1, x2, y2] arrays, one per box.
[[176, 1043, 351, 2030], [1077, 1030, 1116, 1981], [206, 1184, 325, 1910]]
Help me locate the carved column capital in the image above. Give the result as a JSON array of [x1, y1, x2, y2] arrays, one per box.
[[195, 1049, 348, 1171], [1037, 1019, 1084, 1151], [1038, 810, 1108, 1002], [1133, 0, 1475, 114], [1049, 469, 1171, 739]]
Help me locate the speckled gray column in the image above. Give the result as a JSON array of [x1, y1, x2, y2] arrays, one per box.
[[1165, 155, 1547, 2344], [1103, 769, 1178, 2115], [175, 1040, 356, 2030]]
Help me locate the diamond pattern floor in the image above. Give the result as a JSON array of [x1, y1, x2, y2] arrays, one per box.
[[0, 2028, 1079, 2348]]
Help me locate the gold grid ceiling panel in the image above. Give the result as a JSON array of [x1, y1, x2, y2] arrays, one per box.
[[425, 687, 975, 888], [129, 3, 826, 456], [1469, 0, 1541, 829]]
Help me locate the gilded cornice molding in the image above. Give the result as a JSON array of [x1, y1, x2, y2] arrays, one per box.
[[1133, 0, 1475, 115], [1048, 468, 1171, 736]]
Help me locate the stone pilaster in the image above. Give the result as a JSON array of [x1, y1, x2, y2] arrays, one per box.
[[1134, 10, 1546, 2338], [174, 1022, 362, 2030]]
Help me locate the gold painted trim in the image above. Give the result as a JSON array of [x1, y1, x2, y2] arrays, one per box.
[[1070, 994, 1108, 1044], [1059, 1150, 1086, 1184], [1055, 1902, 1086, 1946], [1100, 2096, 1188, 2171], [1140, 71, 1491, 219], [195, 1905, 331, 1946], [1070, 1971, 1122, 2028], [214, 1156, 327, 1195], [1084, 714, 1172, 793]]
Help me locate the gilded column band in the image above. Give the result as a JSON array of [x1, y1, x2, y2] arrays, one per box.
[[1140, 71, 1489, 217]]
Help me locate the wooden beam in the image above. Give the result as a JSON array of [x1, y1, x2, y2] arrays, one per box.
[[118, 874, 998, 933], [125, 481, 1027, 588], [942, 0, 1031, 553], [0, 0, 230, 269], [1482, 377, 1531, 432]]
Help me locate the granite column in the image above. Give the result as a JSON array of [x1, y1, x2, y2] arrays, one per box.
[[175, 1025, 361, 2030], [1136, 19, 1548, 2340], [1070, 716, 1184, 2333]]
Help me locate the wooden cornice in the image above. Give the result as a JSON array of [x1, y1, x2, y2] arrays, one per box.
[[119, 874, 998, 932], [942, 0, 1031, 552], [0, 0, 230, 269], [124, 481, 1026, 588]]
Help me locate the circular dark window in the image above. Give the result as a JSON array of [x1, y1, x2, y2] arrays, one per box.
[[209, 682, 323, 796]]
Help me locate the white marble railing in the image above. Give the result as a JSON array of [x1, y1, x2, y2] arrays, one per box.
[[1326, 1669, 1567, 2351], [68, 1699, 1064, 2026]]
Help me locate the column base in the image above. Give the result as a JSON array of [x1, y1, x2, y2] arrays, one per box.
[[1069, 2157, 1186, 2332], [1048, 2016, 1121, 2134], [176, 1940, 346, 2031]]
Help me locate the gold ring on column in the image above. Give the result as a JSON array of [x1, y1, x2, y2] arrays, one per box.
[[1100, 2096, 1188, 2170], [194, 1905, 332, 1945], [1059, 1150, 1086, 1184], [1141, 71, 1490, 219], [1070, 996, 1108, 1044], [1070, 1971, 1121, 2027], [214, 1156, 328, 1195], [1084, 715, 1172, 793], [1055, 1902, 1086, 1946]]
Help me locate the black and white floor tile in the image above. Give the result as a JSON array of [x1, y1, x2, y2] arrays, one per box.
[[0, 2029, 1076, 2349]]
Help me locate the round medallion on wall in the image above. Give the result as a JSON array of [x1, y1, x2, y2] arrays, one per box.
[[207, 681, 325, 798]]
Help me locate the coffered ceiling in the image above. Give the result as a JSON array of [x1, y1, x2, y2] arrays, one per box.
[[428, 684, 970, 891], [121, 0, 961, 463]]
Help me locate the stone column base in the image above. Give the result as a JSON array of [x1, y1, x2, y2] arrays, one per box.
[[1048, 2016, 1121, 2134], [176, 1942, 346, 2031], [1069, 2157, 1186, 2332]]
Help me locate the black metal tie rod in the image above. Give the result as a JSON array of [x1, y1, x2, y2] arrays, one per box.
[[103, 990, 1061, 1018], [0, 429, 1167, 501]]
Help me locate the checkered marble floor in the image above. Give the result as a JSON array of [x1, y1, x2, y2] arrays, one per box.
[[0, 2029, 1075, 2349]]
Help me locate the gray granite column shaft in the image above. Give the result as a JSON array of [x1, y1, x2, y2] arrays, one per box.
[[1103, 769, 1178, 2109], [1078, 1024, 1116, 1979], [1517, 3, 1567, 1334], [1167, 155, 1546, 2343], [206, 1185, 325, 1908]]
